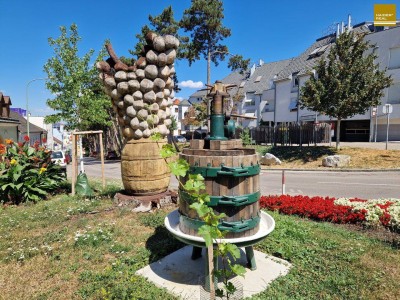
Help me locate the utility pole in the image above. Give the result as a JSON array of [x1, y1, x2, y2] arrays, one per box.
[[383, 104, 392, 150]]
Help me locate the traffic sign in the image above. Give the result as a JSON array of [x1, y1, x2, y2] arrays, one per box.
[[383, 104, 393, 114]]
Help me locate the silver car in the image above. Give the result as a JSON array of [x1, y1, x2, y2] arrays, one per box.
[[51, 151, 67, 175]]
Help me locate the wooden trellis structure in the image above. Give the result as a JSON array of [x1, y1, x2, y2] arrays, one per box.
[[71, 130, 105, 196]]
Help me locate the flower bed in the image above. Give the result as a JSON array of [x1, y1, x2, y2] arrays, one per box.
[[0, 137, 64, 204], [260, 195, 400, 232]]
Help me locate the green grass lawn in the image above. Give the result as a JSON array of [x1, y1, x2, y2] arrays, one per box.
[[0, 185, 399, 299], [252, 145, 400, 169]]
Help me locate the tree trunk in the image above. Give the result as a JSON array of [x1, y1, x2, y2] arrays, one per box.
[[336, 118, 341, 150], [207, 50, 211, 131], [168, 132, 180, 152], [109, 111, 123, 153]]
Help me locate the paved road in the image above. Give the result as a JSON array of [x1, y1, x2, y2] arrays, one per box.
[[69, 158, 400, 200], [259, 170, 400, 199]]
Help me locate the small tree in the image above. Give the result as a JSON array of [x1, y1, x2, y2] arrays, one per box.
[[300, 31, 392, 149], [44, 24, 111, 131]]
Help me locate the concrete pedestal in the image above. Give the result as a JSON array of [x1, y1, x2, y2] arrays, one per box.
[[136, 245, 291, 299]]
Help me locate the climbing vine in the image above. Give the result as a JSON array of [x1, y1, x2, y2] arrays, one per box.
[[155, 139, 246, 298]]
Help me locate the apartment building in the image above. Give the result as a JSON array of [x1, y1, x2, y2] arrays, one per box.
[[190, 19, 400, 142]]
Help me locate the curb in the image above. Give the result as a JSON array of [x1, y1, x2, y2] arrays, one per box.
[[260, 167, 400, 172]]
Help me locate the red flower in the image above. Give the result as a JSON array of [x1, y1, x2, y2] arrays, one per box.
[[259, 195, 366, 224], [24, 135, 30, 142], [379, 212, 391, 227]]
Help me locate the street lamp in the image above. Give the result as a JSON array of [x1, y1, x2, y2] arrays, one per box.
[[26, 78, 48, 139]]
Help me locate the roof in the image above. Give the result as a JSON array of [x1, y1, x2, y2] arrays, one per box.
[[0, 116, 19, 125], [243, 59, 292, 94], [9, 111, 47, 134], [276, 23, 373, 80], [179, 99, 191, 106], [173, 99, 180, 105], [189, 89, 207, 98], [220, 71, 249, 96], [188, 70, 249, 100]]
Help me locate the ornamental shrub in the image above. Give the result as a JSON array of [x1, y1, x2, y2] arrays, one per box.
[[0, 137, 64, 204], [240, 128, 252, 146]]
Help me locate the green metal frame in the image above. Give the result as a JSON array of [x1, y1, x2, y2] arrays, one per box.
[[180, 214, 260, 233], [190, 164, 260, 178], [180, 190, 260, 207], [209, 114, 227, 140]]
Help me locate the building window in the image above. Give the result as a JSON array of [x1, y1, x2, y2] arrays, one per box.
[[389, 47, 400, 69], [288, 98, 298, 111], [175, 107, 179, 113], [387, 83, 400, 104], [244, 99, 255, 107], [292, 72, 299, 88]]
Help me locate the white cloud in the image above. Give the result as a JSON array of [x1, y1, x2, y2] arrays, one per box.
[[31, 107, 54, 116], [180, 80, 204, 89], [175, 96, 184, 101]]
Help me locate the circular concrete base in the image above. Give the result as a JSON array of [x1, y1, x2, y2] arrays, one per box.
[[165, 209, 275, 248]]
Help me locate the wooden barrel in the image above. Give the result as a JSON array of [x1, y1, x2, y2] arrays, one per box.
[[121, 138, 170, 195], [178, 147, 260, 238]]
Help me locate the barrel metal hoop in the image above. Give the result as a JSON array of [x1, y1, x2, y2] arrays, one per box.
[[189, 164, 260, 178], [180, 190, 260, 207], [180, 214, 260, 233]]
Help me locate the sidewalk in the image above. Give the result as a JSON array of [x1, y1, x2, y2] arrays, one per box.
[[320, 141, 400, 150]]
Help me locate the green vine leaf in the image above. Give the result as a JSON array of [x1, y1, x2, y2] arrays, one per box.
[[198, 225, 213, 246], [168, 159, 189, 177], [150, 132, 162, 141], [230, 264, 246, 277], [190, 202, 211, 217], [215, 289, 224, 298], [160, 144, 176, 158], [198, 193, 210, 204], [225, 281, 237, 293], [198, 225, 220, 247], [220, 242, 241, 259], [184, 174, 205, 193]]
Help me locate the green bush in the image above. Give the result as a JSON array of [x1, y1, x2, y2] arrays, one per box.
[[0, 137, 64, 204], [240, 128, 252, 146]]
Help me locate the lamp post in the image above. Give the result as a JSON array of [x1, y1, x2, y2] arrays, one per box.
[[26, 78, 48, 139]]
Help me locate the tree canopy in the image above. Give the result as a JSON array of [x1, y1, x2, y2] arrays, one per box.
[[180, 0, 249, 84], [132, 6, 188, 59], [43, 24, 111, 130], [131, 6, 188, 93], [300, 30, 392, 149]]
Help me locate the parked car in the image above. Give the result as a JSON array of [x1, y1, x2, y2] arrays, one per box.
[[51, 151, 67, 176], [173, 135, 187, 143], [106, 150, 120, 160]]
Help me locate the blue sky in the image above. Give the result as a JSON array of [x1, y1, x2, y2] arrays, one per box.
[[0, 0, 396, 116]]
